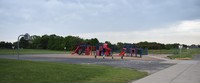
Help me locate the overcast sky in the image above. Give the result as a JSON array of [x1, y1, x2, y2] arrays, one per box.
[[0, 0, 200, 45]]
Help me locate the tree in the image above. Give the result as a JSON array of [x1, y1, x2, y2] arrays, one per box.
[[47, 34, 65, 50], [40, 35, 49, 49], [30, 35, 42, 49], [19, 37, 30, 49], [64, 36, 84, 51], [3, 34, 185, 51], [86, 38, 99, 46], [0, 41, 13, 49], [117, 42, 123, 50]]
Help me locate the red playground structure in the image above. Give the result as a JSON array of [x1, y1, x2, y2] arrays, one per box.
[[71, 43, 95, 55], [96, 43, 111, 56], [72, 43, 112, 59], [119, 43, 148, 59]]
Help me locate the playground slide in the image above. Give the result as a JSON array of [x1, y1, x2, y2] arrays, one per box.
[[72, 46, 80, 54], [119, 51, 126, 56], [78, 47, 86, 55]]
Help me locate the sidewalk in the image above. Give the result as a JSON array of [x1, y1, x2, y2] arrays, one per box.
[[132, 60, 200, 83]]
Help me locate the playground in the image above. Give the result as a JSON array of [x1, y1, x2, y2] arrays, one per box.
[[1, 48, 200, 83], [71, 43, 148, 59], [1, 43, 198, 74], [0, 43, 176, 74], [1, 43, 199, 83]]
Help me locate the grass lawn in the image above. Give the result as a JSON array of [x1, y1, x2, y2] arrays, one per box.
[[148, 49, 180, 54], [0, 58, 147, 83], [149, 48, 200, 59], [166, 48, 200, 59], [150, 48, 200, 59], [0, 49, 69, 55]]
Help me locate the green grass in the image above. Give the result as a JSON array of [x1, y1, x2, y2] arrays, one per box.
[[148, 49, 180, 54], [0, 49, 69, 55], [0, 58, 147, 83], [163, 48, 200, 59], [149, 48, 200, 59]]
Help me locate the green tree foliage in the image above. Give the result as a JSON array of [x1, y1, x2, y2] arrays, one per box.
[[136, 41, 164, 49], [0, 41, 13, 49], [19, 37, 30, 49], [116, 42, 123, 51], [136, 41, 181, 50], [87, 38, 99, 46], [64, 36, 84, 51], [112, 41, 182, 52], [2, 34, 196, 51], [40, 35, 49, 49], [30, 35, 42, 49], [18, 34, 98, 51], [47, 34, 64, 50]]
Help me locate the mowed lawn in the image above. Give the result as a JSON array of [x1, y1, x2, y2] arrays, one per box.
[[148, 49, 180, 54], [0, 49, 68, 55], [149, 48, 200, 59], [0, 58, 147, 83], [167, 48, 200, 59]]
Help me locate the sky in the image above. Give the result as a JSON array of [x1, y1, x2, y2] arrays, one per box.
[[0, 0, 200, 45]]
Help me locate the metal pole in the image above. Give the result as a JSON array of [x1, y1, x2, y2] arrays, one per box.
[[12, 46, 15, 55], [179, 45, 183, 58], [180, 48, 181, 58], [17, 35, 24, 60]]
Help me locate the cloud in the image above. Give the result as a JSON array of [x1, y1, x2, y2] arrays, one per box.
[[173, 20, 200, 32], [0, 0, 200, 44], [77, 20, 200, 45]]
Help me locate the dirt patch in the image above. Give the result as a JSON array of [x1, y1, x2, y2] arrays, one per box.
[[66, 54, 161, 61], [175, 58, 192, 60]]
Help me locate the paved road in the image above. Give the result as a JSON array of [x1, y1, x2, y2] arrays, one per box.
[[90, 60, 173, 74], [132, 54, 200, 83], [193, 54, 200, 60], [0, 54, 174, 74]]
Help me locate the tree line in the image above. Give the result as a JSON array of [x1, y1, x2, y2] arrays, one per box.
[[16, 34, 99, 51], [0, 34, 199, 51]]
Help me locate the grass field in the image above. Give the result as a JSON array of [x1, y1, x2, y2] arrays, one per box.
[[0, 49, 68, 55], [167, 48, 200, 59], [148, 49, 180, 54], [0, 58, 147, 83], [149, 48, 200, 59]]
